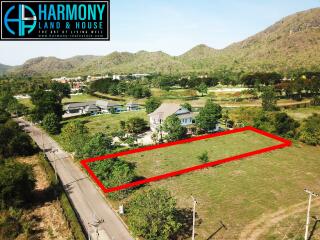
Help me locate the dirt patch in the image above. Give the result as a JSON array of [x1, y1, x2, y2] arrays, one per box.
[[240, 199, 320, 240], [16, 155, 73, 240]]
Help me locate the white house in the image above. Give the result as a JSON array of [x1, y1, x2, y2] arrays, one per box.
[[149, 103, 194, 132]]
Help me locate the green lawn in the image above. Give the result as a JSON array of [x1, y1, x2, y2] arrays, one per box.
[[101, 131, 320, 239], [62, 110, 149, 134], [62, 94, 103, 103]]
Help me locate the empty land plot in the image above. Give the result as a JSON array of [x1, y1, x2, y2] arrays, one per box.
[[122, 130, 282, 179], [99, 132, 320, 239]]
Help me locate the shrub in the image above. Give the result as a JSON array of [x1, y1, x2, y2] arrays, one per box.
[[198, 151, 209, 163], [300, 114, 320, 145]]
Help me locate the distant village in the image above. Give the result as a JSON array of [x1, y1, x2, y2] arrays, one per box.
[[51, 74, 151, 93]]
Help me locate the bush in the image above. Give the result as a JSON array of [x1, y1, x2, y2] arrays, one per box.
[[198, 151, 209, 163], [253, 111, 299, 138], [300, 114, 320, 145], [273, 112, 300, 138], [89, 158, 136, 200]]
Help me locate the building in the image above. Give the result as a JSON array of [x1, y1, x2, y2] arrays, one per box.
[[149, 103, 194, 132], [52, 76, 82, 83], [95, 100, 123, 113], [86, 75, 110, 82], [132, 73, 150, 79], [126, 102, 140, 111], [65, 100, 123, 116]]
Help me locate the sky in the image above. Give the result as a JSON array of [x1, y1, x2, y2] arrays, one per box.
[[0, 0, 319, 65]]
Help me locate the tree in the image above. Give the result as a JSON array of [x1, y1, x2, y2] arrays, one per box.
[[273, 112, 299, 138], [89, 158, 136, 200], [145, 97, 161, 114], [109, 84, 119, 96], [126, 188, 181, 240], [30, 89, 63, 122], [50, 81, 71, 100], [0, 92, 26, 116], [300, 114, 320, 145], [7, 99, 27, 116], [125, 117, 148, 134], [158, 76, 176, 90], [162, 115, 188, 141], [181, 103, 192, 112], [0, 118, 35, 158], [196, 100, 222, 132], [198, 151, 209, 163], [196, 83, 208, 96], [0, 161, 35, 209], [76, 133, 113, 159], [261, 87, 278, 111], [60, 121, 89, 152], [127, 85, 151, 98], [42, 113, 60, 134]]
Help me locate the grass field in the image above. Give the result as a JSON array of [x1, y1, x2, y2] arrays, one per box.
[[122, 130, 280, 178], [285, 106, 320, 121], [62, 94, 103, 103], [101, 131, 320, 239], [61, 110, 149, 134]]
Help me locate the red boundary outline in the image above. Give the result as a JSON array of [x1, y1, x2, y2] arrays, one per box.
[[80, 126, 292, 193]]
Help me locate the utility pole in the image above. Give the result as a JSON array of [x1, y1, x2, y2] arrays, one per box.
[[158, 112, 164, 143], [304, 189, 319, 240], [191, 196, 197, 240]]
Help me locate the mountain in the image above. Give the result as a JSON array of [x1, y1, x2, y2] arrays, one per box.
[[11, 55, 100, 77], [7, 7, 320, 77], [74, 51, 188, 75], [218, 7, 320, 73], [0, 63, 12, 75]]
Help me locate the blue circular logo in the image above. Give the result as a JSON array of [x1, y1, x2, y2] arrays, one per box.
[[4, 4, 37, 37]]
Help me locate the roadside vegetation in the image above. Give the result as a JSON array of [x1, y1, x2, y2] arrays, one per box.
[[0, 91, 83, 240]]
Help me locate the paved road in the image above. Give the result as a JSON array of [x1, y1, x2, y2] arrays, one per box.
[[15, 117, 134, 240]]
